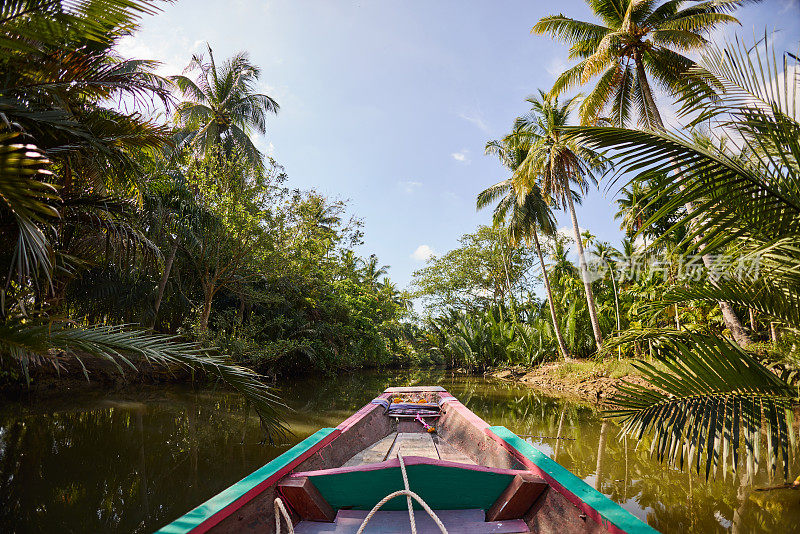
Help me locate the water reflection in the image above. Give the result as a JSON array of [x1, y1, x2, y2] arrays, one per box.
[[0, 370, 797, 533]]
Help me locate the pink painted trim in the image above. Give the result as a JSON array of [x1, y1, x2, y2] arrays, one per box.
[[190, 428, 341, 534], [290, 455, 529, 478], [483, 428, 626, 534], [194, 397, 386, 532]]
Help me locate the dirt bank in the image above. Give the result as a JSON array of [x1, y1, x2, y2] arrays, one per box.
[[488, 360, 654, 405], [0, 355, 194, 400]]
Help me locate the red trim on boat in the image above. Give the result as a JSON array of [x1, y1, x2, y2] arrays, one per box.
[[290, 455, 529, 478], [337, 394, 388, 431], [190, 400, 386, 533], [443, 396, 629, 534], [484, 428, 627, 534]]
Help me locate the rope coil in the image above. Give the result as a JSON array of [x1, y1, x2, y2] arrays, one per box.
[[275, 453, 448, 534]]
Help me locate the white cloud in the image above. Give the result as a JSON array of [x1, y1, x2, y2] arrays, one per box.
[[557, 226, 583, 241], [458, 111, 489, 133], [554, 225, 588, 254], [411, 245, 436, 261], [398, 180, 422, 194], [116, 35, 189, 77], [451, 149, 469, 163]]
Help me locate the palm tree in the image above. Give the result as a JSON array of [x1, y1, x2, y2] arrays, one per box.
[[532, 0, 739, 128], [480, 132, 570, 360], [592, 241, 621, 345], [513, 91, 607, 350], [478, 179, 570, 360], [361, 254, 389, 287], [534, 0, 751, 346], [172, 44, 279, 173], [570, 37, 800, 479], [0, 0, 286, 438]]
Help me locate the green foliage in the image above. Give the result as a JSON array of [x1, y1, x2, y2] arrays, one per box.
[[533, 0, 740, 127], [411, 224, 535, 315], [418, 306, 555, 371], [568, 35, 800, 479], [0, 0, 417, 441]]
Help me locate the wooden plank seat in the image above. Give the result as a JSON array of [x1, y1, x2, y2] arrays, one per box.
[[277, 477, 336, 522], [342, 432, 476, 467], [294, 509, 531, 533], [289, 456, 539, 513], [486, 473, 548, 521]]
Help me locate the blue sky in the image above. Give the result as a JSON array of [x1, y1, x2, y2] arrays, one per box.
[[122, 0, 800, 294]]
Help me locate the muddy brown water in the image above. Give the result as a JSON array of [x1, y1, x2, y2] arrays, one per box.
[[0, 370, 797, 533]]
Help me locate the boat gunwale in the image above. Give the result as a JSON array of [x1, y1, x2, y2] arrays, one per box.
[[155, 393, 391, 534], [156, 387, 657, 534], [436, 395, 656, 534]]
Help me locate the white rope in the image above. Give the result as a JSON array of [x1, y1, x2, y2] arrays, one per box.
[[355, 489, 448, 534], [356, 453, 448, 534], [276, 453, 448, 534], [398, 453, 416, 534], [274, 497, 295, 534]]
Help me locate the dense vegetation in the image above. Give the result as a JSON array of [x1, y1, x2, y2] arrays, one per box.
[[412, 0, 800, 480], [3, 0, 800, 484], [0, 1, 415, 435]]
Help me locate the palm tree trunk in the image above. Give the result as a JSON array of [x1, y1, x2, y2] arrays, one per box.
[[200, 281, 214, 333], [151, 239, 178, 329], [532, 229, 570, 360], [565, 191, 603, 349], [606, 260, 622, 359], [634, 61, 752, 347]]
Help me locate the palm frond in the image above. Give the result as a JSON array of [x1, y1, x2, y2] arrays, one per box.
[[607, 330, 797, 479], [0, 319, 288, 439]]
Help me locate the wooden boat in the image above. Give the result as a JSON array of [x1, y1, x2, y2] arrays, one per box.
[[157, 386, 656, 534]]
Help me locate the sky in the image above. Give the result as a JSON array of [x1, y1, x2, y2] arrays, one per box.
[[121, 0, 800, 296]]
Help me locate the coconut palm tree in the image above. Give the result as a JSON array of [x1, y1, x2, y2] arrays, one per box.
[[361, 254, 389, 287], [592, 241, 621, 340], [532, 0, 740, 128], [478, 179, 570, 360], [534, 0, 752, 346], [569, 37, 800, 479], [172, 44, 279, 173], [480, 131, 571, 360], [513, 91, 607, 350]]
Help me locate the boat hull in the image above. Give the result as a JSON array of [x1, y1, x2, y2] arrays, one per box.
[[157, 386, 656, 534]]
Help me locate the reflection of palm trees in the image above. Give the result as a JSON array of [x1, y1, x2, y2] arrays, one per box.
[[136, 409, 150, 519], [595, 419, 608, 491], [553, 405, 566, 462]]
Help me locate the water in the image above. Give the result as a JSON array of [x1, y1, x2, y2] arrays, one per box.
[[0, 370, 797, 533]]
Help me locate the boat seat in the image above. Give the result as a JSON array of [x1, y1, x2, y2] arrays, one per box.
[[277, 476, 336, 522], [294, 509, 531, 533], [288, 456, 542, 514]]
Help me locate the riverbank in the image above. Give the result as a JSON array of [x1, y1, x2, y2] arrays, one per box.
[[488, 359, 653, 405]]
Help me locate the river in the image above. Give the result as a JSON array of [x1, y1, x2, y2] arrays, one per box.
[[0, 369, 797, 533]]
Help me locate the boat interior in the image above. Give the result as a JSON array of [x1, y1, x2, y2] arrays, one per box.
[[267, 387, 581, 534]]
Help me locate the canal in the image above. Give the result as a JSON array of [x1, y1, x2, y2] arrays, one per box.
[[0, 370, 796, 533]]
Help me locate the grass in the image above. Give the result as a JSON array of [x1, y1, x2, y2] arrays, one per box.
[[549, 359, 638, 381]]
